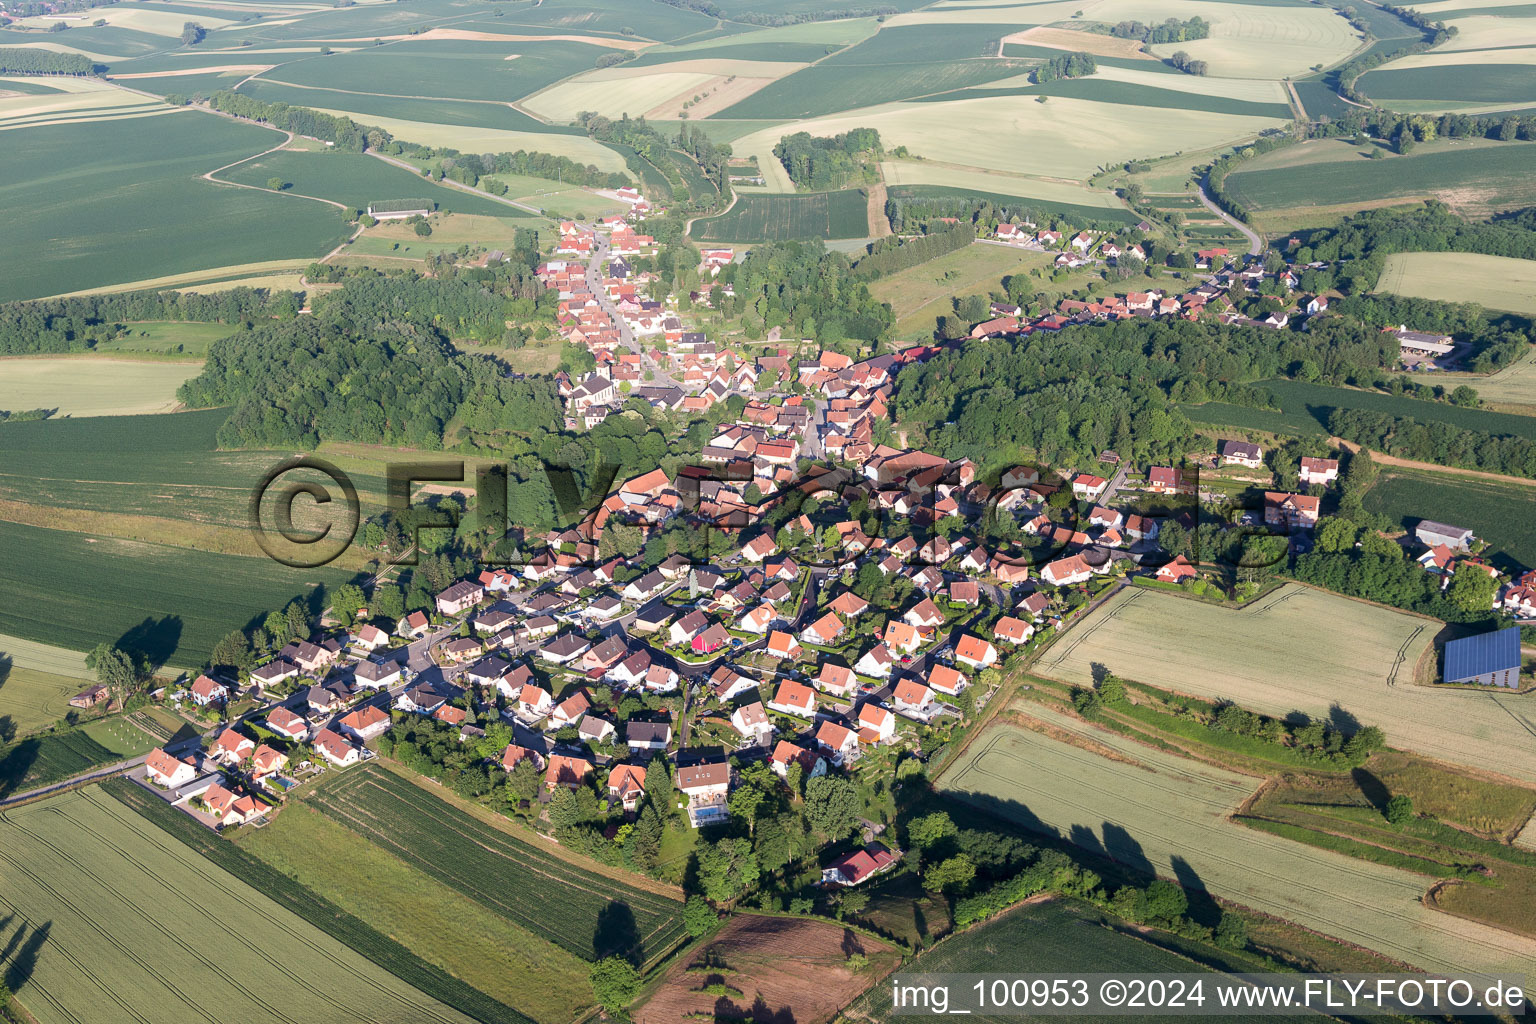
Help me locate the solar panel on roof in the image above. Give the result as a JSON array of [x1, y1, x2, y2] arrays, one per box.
[[1443, 627, 1522, 682]]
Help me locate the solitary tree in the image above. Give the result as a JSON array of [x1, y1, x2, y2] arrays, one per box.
[[181, 21, 205, 44], [588, 956, 640, 1012]]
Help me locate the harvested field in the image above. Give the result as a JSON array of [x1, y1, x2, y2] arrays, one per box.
[[0, 357, 197, 416], [689, 189, 870, 242], [939, 708, 1536, 976], [1376, 251, 1536, 315], [1412, 348, 1536, 413], [110, 63, 273, 78], [1003, 25, 1153, 58], [1036, 585, 1536, 783], [648, 74, 782, 120], [635, 914, 900, 1024], [302, 108, 628, 171], [879, 159, 1127, 208], [0, 788, 475, 1024]]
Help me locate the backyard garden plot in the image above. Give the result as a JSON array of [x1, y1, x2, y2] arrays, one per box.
[[689, 190, 870, 242], [1377, 252, 1536, 315], [939, 710, 1536, 977], [311, 764, 689, 968], [0, 112, 348, 302], [1036, 585, 1536, 784], [1225, 137, 1536, 222], [847, 899, 1267, 1024], [0, 788, 477, 1024], [1362, 467, 1536, 572], [0, 357, 198, 416]]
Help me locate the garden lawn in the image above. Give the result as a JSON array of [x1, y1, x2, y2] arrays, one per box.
[[1035, 585, 1536, 784], [938, 707, 1536, 976]]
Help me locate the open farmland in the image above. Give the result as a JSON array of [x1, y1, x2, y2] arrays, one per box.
[[938, 709, 1536, 976], [1260, 377, 1536, 440], [0, 660, 91, 737], [636, 914, 901, 1024], [1362, 467, 1536, 572], [1376, 251, 1536, 315], [880, 160, 1128, 212], [311, 764, 689, 968], [220, 150, 520, 216], [1223, 138, 1536, 226], [0, 358, 198, 416], [846, 898, 1267, 1024], [0, 715, 157, 796], [0, 787, 477, 1024], [300, 107, 627, 171], [1036, 585, 1536, 784], [1412, 348, 1536, 413], [236, 801, 594, 1024], [690, 190, 870, 242], [0, 111, 349, 302], [0, 519, 356, 667]]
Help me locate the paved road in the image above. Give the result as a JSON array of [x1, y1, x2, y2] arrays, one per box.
[[1197, 177, 1263, 257], [582, 227, 683, 390]]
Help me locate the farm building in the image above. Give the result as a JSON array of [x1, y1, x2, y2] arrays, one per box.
[[1442, 627, 1523, 688], [1416, 520, 1475, 552]]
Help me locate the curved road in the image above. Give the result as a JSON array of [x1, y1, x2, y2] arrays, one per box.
[[1197, 177, 1263, 256]]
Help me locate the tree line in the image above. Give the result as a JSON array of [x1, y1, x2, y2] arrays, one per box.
[[0, 47, 95, 74], [885, 191, 1131, 236], [1329, 407, 1536, 478], [851, 221, 975, 279], [208, 90, 371, 150], [422, 147, 629, 192], [1107, 16, 1209, 44], [0, 287, 299, 355], [1334, 3, 1455, 105], [772, 128, 882, 191]]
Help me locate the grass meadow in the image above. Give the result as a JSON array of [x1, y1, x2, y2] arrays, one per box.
[[1363, 467, 1536, 571], [92, 320, 239, 358], [1412, 349, 1536, 413], [0, 111, 348, 302], [1260, 378, 1536, 440], [690, 190, 870, 242], [1376, 251, 1536, 315], [0, 358, 199, 416], [236, 799, 595, 1024], [0, 788, 477, 1024], [871, 243, 1054, 341], [1036, 585, 1536, 784], [221, 150, 518, 217], [312, 764, 689, 968], [938, 707, 1536, 976]]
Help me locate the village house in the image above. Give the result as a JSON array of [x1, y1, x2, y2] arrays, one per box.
[[770, 739, 826, 779], [1264, 491, 1320, 530], [677, 761, 731, 827], [730, 701, 776, 747], [928, 664, 967, 696], [145, 747, 197, 789], [250, 744, 288, 783], [1220, 440, 1264, 468], [626, 720, 673, 752], [1041, 554, 1094, 587], [501, 743, 545, 774], [855, 643, 895, 679], [892, 678, 935, 716], [546, 753, 594, 791], [815, 719, 860, 765], [314, 729, 361, 768], [1155, 556, 1198, 583], [211, 728, 255, 766], [435, 581, 485, 617], [822, 844, 898, 886], [815, 663, 859, 698], [800, 612, 846, 647], [768, 679, 817, 718], [397, 611, 431, 639], [766, 630, 804, 661], [517, 683, 554, 720], [993, 615, 1034, 645], [265, 706, 311, 741], [607, 763, 647, 813], [338, 705, 391, 743], [1299, 456, 1340, 487], [856, 702, 896, 744], [550, 691, 591, 729], [354, 658, 403, 690], [884, 620, 922, 655], [190, 674, 229, 707], [955, 634, 998, 671], [1071, 474, 1108, 501]]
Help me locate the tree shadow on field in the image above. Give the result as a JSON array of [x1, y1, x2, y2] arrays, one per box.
[[1102, 822, 1155, 879], [840, 928, 865, 958], [1170, 855, 1223, 930], [1351, 767, 1392, 813], [2, 919, 52, 996], [593, 900, 642, 965], [116, 616, 182, 672], [1090, 661, 1112, 686], [1326, 702, 1361, 736]]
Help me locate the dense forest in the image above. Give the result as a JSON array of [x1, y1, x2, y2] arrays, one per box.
[[576, 114, 731, 213], [0, 47, 95, 74], [707, 242, 894, 346], [772, 129, 882, 191], [852, 222, 975, 279], [1034, 52, 1097, 84], [889, 315, 1413, 468], [0, 288, 300, 355]]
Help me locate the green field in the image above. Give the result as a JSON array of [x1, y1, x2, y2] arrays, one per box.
[[1180, 400, 1328, 436], [221, 150, 521, 217], [848, 898, 1266, 1023], [264, 43, 621, 103], [236, 799, 594, 1024], [888, 184, 1140, 225], [233, 79, 564, 135], [1036, 585, 1536, 784], [0, 715, 157, 796], [0, 786, 479, 1024], [1360, 63, 1536, 108], [92, 320, 240, 358], [0, 661, 90, 737], [870, 242, 1054, 341], [1224, 138, 1536, 223], [0, 518, 356, 668], [0, 357, 200, 416], [1376, 251, 1536, 315], [0, 111, 349, 302], [1261, 377, 1536, 440], [1363, 467, 1536, 571], [689, 190, 870, 241], [938, 708, 1536, 976], [311, 764, 689, 968]]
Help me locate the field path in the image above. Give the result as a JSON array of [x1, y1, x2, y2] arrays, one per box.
[[865, 181, 891, 238], [685, 186, 738, 238], [1333, 436, 1536, 488], [943, 708, 1536, 978]]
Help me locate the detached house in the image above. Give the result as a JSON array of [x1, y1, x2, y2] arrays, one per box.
[[1041, 554, 1093, 587], [856, 702, 895, 743], [815, 663, 859, 698], [314, 729, 361, 768], [770, 739, 826, 779], [1264, 491, 1320, 530], [854, 643, 895, 679], [190, 674, 228, 707], [768, 680, 816, 718], [145, 747, 197, 789], [677, 761, 731, 827], [435, 581, 485, 617], [767, 630, 804, 661], [822, 844, 897, 886], [1299, 456, 1340, 487], [955, 633, 998, 670], [815, 720, 860, 764], [800, 612, 846, 647], [1220, 440, 1264, 468], [211, 728, 255, 766], [730, 701, 776, 747], [607, 764, 647, 812], [892, 678, 934, 715]]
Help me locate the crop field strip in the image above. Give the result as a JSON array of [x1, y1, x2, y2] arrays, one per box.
[[1376, 251, 1536, 315], [1036, 585, 1536, 784], [311, 764, 688, 967], [0, 718, 158, 797], [104, 779, 537, 1024], [1361, 467, 1536, 571], [939, 709, 1536, 976], [690, 190, 870, 242], [0, 665, 97, 738], [1260, 377, 1536, 440], [1, 786, 478, 1024]]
